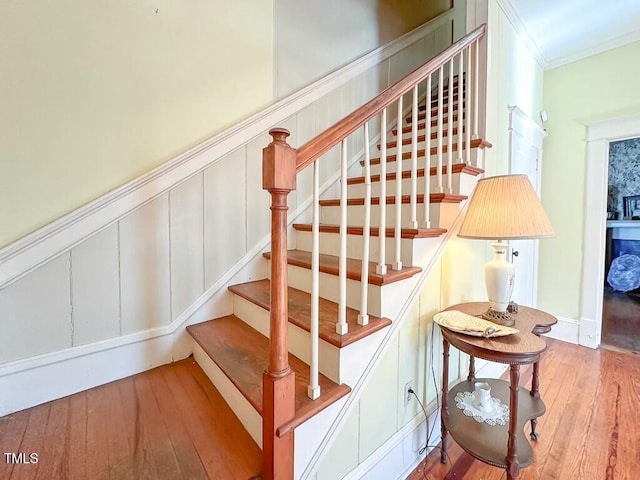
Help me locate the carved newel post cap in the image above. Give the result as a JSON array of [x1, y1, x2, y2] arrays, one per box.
[[263, 127, 296, 192], [268, 127, 291, 144]]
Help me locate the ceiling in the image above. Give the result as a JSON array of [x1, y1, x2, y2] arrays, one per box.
[[500, 0, 640, 69]]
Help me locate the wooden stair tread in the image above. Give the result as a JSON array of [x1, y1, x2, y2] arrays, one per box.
[[406, 103, 462, 122], [292, 223, 447, 239], [262, 249, 422, 286], [424, 91, 462, 109], [392, 116, 460, 135], [362, 138, 492, 166], [229, 279, 392, 348], [347, 164, 484, 185], [319, 193, 467, 207], [379, 128, 462, 149], [187, 316, 351, 432]]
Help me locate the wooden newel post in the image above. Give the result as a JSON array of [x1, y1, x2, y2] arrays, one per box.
[[262, 127, 297, 480]]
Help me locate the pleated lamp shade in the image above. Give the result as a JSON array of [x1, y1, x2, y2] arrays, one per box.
[[458, 175, 554, 240]]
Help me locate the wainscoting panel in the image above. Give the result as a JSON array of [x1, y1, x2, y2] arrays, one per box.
[[119, 195, 171, 334], [203, 148, 247, 285], [170, 174, 205, 321], [0, 254, 72, 363], [70, 224, 120, 345]]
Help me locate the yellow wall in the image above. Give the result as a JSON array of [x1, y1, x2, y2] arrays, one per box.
[[0, 0, 452, 249], [274, 0, 452, 98], [538, 40, 640, 319], [0, 0, 274, 248]]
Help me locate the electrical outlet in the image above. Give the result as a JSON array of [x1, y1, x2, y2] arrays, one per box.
[[404, 381, 413, 406]]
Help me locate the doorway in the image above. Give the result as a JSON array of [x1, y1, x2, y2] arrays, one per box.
[[602, 137, 640, 353], [582, 113, 640, 350]]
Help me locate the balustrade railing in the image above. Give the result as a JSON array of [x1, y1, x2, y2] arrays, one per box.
[[261, 24, 486, 480]]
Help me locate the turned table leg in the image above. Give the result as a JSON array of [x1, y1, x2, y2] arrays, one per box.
[[507, 364, 520, 480], [440, 339, 450, 464], [467, 355, 476, 383], [530, 360, 541, 440]]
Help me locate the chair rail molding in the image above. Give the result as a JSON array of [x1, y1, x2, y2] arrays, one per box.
[[582, 112, 640, 349], [0, 9, 456, 290]]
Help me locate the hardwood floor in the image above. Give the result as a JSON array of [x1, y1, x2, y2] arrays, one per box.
[[2, 339, 638, 480], [0, 358, 261, 480], [602, 286, 640, 353], [406, 338, 640, 479]]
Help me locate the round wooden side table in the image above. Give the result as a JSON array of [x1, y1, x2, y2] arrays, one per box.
[[438, 302, 557, 480]]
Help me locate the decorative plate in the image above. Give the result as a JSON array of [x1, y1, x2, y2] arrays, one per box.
[[433, 310, 519, 337]]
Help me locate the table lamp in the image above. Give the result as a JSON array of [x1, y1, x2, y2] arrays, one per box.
[[458, 174, 554, 326]]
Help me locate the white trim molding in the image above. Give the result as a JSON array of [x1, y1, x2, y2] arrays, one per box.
[[581, 112, 640, 350], [0, 10, 455, 290], [544, 316, 580, 345], [496, 0, 547, 67]]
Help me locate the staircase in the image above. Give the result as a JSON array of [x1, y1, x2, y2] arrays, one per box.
[[187, 25, 488, 480]]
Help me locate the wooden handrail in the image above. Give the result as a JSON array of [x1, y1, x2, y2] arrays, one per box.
[[295, 24, 486, 173]]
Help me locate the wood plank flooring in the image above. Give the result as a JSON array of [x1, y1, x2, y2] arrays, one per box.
[[602, 287, 640, 353], [2, 339, 638, 479], [0, 358, 261, 480], [406, 338, 640, 480]]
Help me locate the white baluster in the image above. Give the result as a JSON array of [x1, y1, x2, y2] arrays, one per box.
[[447, 58, 454, 194], [457, 52, 464, 164], [308, 159, 320, 399], [410, 85, 419, 229], [359, 124, 371, 325], [376, 109, 388, 275], [393, 96, 403, 270], [437, 66, 444, 193], [473, 39, 480, 140], [423, 73, 432, 228], [465, 45, 472, 166], [337, 139, 348, 335]]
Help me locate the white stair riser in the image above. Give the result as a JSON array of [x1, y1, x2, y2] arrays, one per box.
[[232, 294, 396, 387], [320, 202, 461, 230], [346, 171, 479, 198], [368, 151, 482, 176], [232, 295, 341, 383], [295, 230, 441, 267], [267, 260, 419, 320], [275, 263, 383, 318], [193, 344, 262, 447]]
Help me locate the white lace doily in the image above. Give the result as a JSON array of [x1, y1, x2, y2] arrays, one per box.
[[454, 391, 509, 426]]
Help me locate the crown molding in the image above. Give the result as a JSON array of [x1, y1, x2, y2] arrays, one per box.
[[496, 0, 548, 68]]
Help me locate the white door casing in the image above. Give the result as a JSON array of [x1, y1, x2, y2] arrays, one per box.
[[582, 113, 640, 348], [507, 106, 547, 308]]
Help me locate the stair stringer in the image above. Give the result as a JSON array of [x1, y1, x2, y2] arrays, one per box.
[[296, 197, 472, 480]]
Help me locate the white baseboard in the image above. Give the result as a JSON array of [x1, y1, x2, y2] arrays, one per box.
[[578, 316, 599, 349], [0, 330, 174, 417], [543, 315, 580, 345], [343, 407, 442, 480]]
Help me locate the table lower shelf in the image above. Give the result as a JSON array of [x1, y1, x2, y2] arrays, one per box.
[[443, 378, 545, 469]]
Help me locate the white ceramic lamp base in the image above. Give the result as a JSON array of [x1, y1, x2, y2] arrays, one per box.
[[483, 242, 515, 326]]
